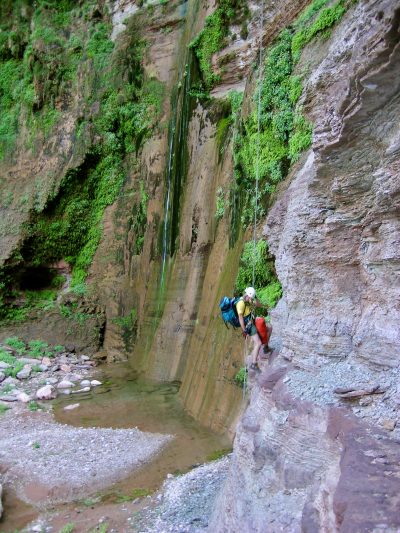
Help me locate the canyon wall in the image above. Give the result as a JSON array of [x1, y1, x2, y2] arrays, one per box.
[[211, 0, 400, 530]]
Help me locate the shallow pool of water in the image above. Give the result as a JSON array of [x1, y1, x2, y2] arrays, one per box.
[[0, 363, 231, 532], [53, 363, 231, 489]]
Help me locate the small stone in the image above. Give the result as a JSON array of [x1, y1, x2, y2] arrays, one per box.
[[2, 377, 18, 386], [41, 357, 52, 367], [359, 396, 373, 406], [0, 362, 10, 369], [0, 395, 18, 402], [63, 403, 80, 411], [381, 418, 396, 431], [72, 386, 90, 394], [19, 358, 38, 365], [57, 380, 75, 389], [36, 385, 57, 400], [80, 355, 90, 361], [60, 364, 71, 373], [17, 365, 32, 380], [66, 374, 82, 382], [16, 392, 30, 403], [80, 380, 91, 387], [46, 377, 58, 385], [60, 389, 71, 395], [90, 380, 102, 387]]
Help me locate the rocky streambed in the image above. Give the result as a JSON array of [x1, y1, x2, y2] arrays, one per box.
[[0, 344, 231, 532]]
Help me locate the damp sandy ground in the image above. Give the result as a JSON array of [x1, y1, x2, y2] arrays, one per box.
[[0, 405, 172, 505]]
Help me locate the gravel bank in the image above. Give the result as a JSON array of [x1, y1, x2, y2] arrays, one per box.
[[130, 456, 231, 533], [0, 407, 173, 507]]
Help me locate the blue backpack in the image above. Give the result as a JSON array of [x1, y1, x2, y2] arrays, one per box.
[[219, 296, 242, 328]]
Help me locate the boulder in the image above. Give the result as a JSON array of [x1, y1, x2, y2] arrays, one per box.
[[36, 385, 57, 400]]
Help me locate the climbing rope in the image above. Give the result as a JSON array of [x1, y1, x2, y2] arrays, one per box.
[[242, 336, 248, 401], [252, 1, 264, 288]]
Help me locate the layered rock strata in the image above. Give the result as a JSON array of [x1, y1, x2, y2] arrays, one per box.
[[211, 0, 400, 530]]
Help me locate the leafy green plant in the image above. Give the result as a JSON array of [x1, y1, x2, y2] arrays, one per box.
[[4, 336, 26, 355], [234, 367, 247, 386], [112, 309, 137, 351], [230, 0, 351, 233], [115, 488, 152, 502], [206, 448, 232, 461], [215, 187, 226, 220], [235, 240, 276, 293], [27, 340, 53, 359], [235, 239, 282, 312], [0, 2, 165, 312], [257, 282, 282, 309], [59, 524, 75, 533], [0, 404, 10, 414], [4, 360, 24, 378], [54, 344, 65, 353], [0, 349, 17, 366], [28, 400, 40, 411], [32, 441, 41, 449], [189, 0, 250, 89], [292, 0, 347, 62]]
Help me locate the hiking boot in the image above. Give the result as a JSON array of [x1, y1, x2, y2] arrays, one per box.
[[249, 362, 261, 373], [263, 345, 273, 354]]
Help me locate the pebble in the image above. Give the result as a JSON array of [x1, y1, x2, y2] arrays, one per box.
[[0, 362, 10, 369], [60, 364, 71, 373], [380, 418, 397, 431], [0, 395, 18, 402], [80, 380, 91, 387], [17, 365, 32, 380], [63, 403, 80, 411], [41, 357, 52, 367], [91, 380, 102, 386], [72, 386, 91, 394], [3, 377, 18, 386], [57, 380, 75, 389]]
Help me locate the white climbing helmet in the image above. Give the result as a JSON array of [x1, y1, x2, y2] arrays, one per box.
[[244, 287, 256, 299]]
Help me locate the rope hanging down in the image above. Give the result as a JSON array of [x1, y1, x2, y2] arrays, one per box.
[[252, 2, 264, 288]]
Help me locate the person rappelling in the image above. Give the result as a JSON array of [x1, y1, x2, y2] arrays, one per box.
[[236, 287, 272, 372], [219, 286, 272, 373]]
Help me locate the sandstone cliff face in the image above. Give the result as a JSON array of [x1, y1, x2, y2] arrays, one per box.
[[211, 0, 400, 530]]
